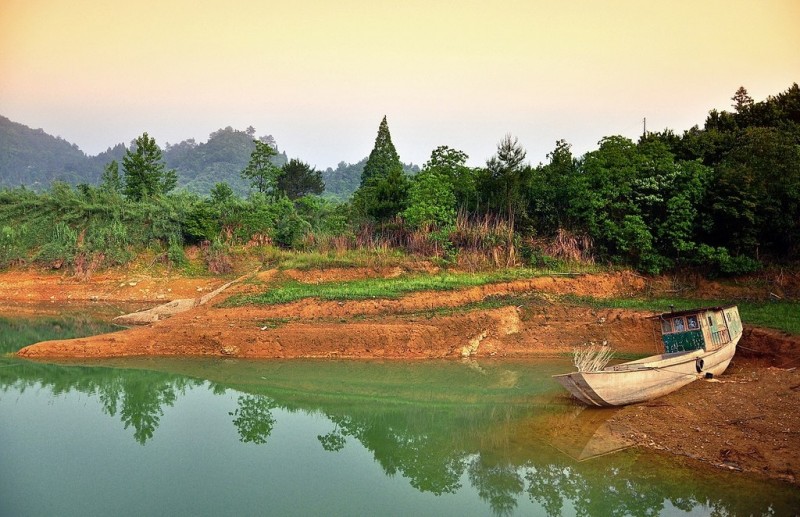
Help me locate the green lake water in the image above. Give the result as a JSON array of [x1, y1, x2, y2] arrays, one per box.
[[1, 307, 798, 516]]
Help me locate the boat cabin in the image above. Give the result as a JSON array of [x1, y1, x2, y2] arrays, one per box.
[[655, 306, 742, 354]]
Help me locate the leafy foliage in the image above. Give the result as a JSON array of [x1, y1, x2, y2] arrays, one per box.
[[1, 83, 799, 276], [277, 158, 324, 200], [402, 146, 473, 229], [241, 140, 281, 195], [122, 133, 177, 201]]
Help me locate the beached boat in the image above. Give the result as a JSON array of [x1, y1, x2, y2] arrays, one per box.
[[553, 305, 743, 407]]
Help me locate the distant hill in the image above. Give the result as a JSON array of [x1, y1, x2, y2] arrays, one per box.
[[0, 117, 287, 195], [0, 115, 418, 197], [163, 127, 286, 195], [0, 115, 110, 188]]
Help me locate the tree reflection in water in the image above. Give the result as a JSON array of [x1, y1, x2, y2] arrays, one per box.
[[229, 394, 277, 445], [468, 458, 525, 516], [2, 355, 797, 517]]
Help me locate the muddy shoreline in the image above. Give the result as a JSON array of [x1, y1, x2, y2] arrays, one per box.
[[3, 268, 799, 485]]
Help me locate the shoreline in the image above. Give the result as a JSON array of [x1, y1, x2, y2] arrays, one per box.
[[3, 268, 799, 486]]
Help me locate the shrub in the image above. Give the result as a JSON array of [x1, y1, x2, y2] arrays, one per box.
[[37, 222, 78, 266]]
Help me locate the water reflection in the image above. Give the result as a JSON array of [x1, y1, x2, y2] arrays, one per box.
[[2, 311, 797, 516], [2, 356, 797, 516], [0, 310, 122, 354], [230, 394, 277, 445]]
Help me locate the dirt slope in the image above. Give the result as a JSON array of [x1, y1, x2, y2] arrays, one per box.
[[5, 267, 799, 485]]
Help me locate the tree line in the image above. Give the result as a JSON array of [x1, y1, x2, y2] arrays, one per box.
[[1, 84, 798, 275]]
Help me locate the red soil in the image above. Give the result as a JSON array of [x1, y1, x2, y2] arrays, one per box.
[[4, 267, 799, 485]]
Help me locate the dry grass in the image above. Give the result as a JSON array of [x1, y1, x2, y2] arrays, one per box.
[[451, 212, 518, 268], [532, 228, 594, 264]]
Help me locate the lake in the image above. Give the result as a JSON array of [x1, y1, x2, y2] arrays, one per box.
[[1, 307, 797, 516]]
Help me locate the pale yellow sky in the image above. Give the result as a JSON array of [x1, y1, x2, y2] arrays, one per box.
[[1, 0, 798, 167]]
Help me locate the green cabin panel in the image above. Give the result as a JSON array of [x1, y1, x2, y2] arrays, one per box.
[[662, 329, 705, 353]]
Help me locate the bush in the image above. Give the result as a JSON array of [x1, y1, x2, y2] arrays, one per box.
[[694, 244, 761, 277], [183, 201, 220, 243], [167, 234, 187, 267], [37, 222, 78, 266], [273, 212, 312, 249]]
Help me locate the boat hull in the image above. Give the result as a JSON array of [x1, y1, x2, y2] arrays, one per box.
[[553, 334, 739, 407]]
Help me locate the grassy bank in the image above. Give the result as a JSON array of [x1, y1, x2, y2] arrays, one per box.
[[561, 295, 800, 335], [225, 269, 564, 306]]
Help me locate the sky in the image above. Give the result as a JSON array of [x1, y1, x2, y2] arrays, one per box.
[[1, 0, 798, 169]]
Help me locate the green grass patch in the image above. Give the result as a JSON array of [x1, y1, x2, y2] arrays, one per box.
[[559, 295, 800, 335], [737, 302, 800, 335], [224, 269, 552, 306]]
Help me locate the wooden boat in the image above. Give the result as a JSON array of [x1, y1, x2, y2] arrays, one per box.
[[553, 306, 743, 407]]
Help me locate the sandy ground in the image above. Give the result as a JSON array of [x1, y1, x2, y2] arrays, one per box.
[[4, 266, 799, 485]]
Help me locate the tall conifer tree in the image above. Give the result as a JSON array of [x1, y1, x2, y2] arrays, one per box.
[[361, 116, 402, 186], [353, 116, 409, 220]]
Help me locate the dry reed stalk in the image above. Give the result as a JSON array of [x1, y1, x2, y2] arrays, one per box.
[[245, 233, 272, 248], [528, 229, 595, 265], [452, 212, 516, 265], [572, 344, 614, 372]]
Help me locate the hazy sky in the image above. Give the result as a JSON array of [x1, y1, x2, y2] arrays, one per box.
[[1, 0, 798, 169]]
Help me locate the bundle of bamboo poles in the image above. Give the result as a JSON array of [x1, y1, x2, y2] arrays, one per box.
[[573, 344, 614, 372]]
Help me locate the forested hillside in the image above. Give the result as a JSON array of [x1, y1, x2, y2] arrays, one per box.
[[0, 120, 287, 195], [1, 84, 798, 276], [162, 127, 287, 195], [0, 115, 107, 188]]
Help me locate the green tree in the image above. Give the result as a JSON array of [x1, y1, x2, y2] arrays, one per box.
[[277, 158, 324, 200], [100, 160, 123, 194], [209, 182, 235, 205], [353, 116, 409, 221], [426, 146, 476, 211], [403, 169, 456, 229], [360, 115, 402, 186], [731, 86, 754, 113], [704, 127, 800, 257], [485, 134, 530, 222], [354, 168, 409, 222], [529, 139, 578, 234], [122, 133, 177, 201], [402, 146, 474, 229], [241, 139, 281, 195]]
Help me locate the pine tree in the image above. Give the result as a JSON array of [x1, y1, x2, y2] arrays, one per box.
[[731, 86, 754, 113], [353, 116, 409, 220], [122, 133, 177, 201], [361, 116, 402, 186]]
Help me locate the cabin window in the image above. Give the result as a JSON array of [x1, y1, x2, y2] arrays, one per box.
[[661, 319, 671, 334], [673, 317, 686, 332], [687, 316, 699, 330]]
